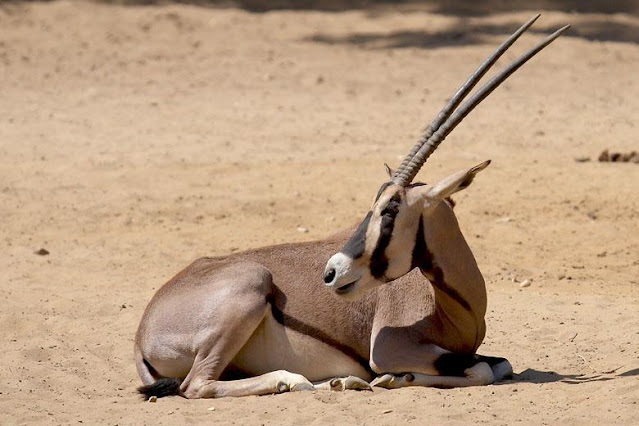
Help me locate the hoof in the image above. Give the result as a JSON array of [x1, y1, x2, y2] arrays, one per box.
[[370, 374, 395, 388], [290, 381, 315, 392], [371, 373, 414, 389], [343, 376, 372, 391]]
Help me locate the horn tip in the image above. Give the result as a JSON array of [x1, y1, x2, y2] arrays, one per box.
[[474, 159, 491, 172]]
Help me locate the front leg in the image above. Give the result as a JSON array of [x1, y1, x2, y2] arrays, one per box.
[[370, 339, 512, 389], [371, 362, 494, 389]]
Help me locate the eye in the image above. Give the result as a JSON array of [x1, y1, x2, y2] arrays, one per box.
[[380, 200, 400, 218]]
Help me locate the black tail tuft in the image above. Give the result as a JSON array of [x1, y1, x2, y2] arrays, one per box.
[[137, 378, 183, 399]]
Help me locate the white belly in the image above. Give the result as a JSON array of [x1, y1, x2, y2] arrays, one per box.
[[231, 309, 372, 382]]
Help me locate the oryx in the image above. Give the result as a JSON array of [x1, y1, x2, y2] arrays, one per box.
[[135, 16, 568, 399]]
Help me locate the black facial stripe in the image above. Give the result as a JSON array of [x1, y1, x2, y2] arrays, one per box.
[[341, 211, 372, 259], [370, 192, 402, 279]]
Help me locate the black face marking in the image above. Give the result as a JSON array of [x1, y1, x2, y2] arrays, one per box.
[[370, 192, 402, 279], [342, 211, 372, 259], [269, 303, 372, 374]]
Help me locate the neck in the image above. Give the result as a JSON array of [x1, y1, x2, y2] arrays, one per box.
[[414, 204, 487, 353]]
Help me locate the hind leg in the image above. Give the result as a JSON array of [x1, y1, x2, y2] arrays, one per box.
[[191, 370, 314, 398], [176, 266, 285, 398], [181, 298, 316, 398]]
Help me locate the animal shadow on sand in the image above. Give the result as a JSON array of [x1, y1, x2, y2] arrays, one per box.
[[498, 367, 639, 385]]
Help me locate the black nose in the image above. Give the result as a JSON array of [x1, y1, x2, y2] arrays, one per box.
[[324, 268, 336, 284]]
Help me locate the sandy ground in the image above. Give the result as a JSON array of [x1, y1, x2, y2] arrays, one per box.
[[1, 1, 638, 424]]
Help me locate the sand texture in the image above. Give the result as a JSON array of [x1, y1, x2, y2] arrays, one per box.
[[1, 1, 638, 424]]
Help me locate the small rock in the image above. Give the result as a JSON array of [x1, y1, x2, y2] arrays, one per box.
[[148, 396, 157, 403], [495, 217, 511, 224], [574, 156, 590, 163], [382, 409, 393, 414], [598, 149, 609, 162], [519, 279, 532, 288], [35, 248, 49, 256], [297, 227, 309, 233], [208, 407, 216, 411]]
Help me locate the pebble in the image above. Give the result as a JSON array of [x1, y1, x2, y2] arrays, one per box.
[[148, 396, 157, 403], [297, 227, 309, 233], [208, 407, 216, 411], [519, 279, 532, 288], [35, 248, 50, 256]]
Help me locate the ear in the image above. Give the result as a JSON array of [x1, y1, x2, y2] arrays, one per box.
[[384, 163, 394, 178], [424, 160, 491, 203]]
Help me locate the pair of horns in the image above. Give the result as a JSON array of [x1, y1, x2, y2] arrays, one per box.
[[391, 15, 570, 187]]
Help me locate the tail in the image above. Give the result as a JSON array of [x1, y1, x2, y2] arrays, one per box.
[[137, 378, 183, 399]]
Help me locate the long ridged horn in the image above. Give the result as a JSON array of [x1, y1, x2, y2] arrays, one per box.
[[392, 20, 570, 187], [393, 14, 541, 181]]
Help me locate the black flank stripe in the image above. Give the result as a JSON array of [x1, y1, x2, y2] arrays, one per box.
[[270, 304, 373, 374], [341, 211, 372, 259]]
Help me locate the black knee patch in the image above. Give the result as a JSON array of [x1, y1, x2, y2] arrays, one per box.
[[137, 378, 183, 399], [476, 355, 508, 368], [434, 353, 481, 377]]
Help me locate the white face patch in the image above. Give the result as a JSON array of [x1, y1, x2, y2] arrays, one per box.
[[324, 252, 356, 288]]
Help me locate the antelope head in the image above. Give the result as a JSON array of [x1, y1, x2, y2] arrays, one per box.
[[323, 16, 569, 300]]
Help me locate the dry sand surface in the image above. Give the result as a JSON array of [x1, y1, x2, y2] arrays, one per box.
[[1, 1, 638, 424]]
